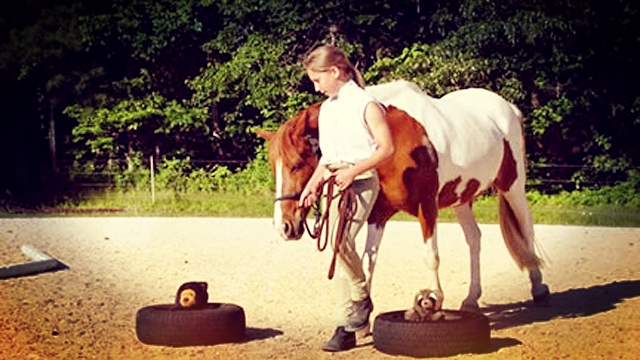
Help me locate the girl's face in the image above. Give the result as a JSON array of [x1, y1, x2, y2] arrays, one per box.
[[307, 66, 343, 98]]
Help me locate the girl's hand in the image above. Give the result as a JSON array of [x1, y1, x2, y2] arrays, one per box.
[[299, 184, 319, 208], [333, 168, 356, 191], [298, 164, 328, 208]]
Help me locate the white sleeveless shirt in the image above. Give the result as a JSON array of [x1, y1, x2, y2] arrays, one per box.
[[318, 80, 381, 166]]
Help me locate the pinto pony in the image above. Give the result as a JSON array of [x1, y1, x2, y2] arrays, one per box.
[[257, 80, 549, 310]]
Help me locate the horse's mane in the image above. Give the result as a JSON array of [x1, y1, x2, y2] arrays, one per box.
[[269, 103, 321, 168]]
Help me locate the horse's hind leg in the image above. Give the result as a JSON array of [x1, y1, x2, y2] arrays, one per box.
[[500, 187, 550, 304], [417, 208, 443, 306], [454, 202, 483, 311]]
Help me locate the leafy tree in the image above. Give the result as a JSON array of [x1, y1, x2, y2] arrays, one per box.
[[0, 1, 93, 197], [1, 0, 638, 202], [367, 0, 640, 191], [185, 0, 450, 159], [64, 69, 208, 170], [65, 0, 220, 171]]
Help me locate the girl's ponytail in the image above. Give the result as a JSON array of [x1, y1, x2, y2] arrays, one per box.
[[352, 67, 366, 88], [303, 45, 365, 88]]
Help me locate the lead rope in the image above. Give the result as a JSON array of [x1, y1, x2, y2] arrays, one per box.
[[304, 175, 357, 279]]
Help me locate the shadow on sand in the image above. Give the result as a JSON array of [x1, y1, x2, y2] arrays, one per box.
[[483, 279, 640, 330], [236, 281, 640, 353], [0, 259, 69, 280], [244, 327, 284, 342]]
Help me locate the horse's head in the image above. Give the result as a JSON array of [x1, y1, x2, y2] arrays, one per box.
[[256, 103, 321, 240]]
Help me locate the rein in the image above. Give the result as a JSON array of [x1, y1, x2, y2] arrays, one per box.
[[305, 176, 357, 280], [274, 175, 357, 279]]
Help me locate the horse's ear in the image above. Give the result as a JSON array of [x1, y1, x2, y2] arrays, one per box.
[[255, 129, 275, 141]]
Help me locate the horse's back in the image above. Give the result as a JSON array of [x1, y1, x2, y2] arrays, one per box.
[[367, 82, 521, 146], [367, 81, 524, 201], [440, 88, 523, 143], [366, 80, 438, 123]]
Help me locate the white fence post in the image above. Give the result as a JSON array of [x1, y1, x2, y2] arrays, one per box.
[[150, 156, 155, 204]]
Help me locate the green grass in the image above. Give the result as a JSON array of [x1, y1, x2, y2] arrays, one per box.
[[2, 189, 639, 227], [49, 189, 275, 217], [391, 202, 640, 227]]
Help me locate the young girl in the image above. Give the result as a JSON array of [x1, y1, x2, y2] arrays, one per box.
[[299, 45, 394, 352]]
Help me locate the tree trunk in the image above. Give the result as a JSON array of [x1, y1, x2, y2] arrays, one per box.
[[127, 142, 135, 171], [48, 101, 58, 174]]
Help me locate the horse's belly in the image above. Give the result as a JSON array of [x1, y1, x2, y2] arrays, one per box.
[[435, 136, 504, 207]]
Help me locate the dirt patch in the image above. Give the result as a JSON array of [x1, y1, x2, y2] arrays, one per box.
[[1, 218, 639, 359]]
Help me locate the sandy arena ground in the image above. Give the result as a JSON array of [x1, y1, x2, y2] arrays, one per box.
[[1, 217, 639, 359]]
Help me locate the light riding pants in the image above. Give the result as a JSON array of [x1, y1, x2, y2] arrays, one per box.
[[323, 168, 379, 327]]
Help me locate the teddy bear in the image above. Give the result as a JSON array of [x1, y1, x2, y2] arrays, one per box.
[[173, 282, 209, 309], [404, 288, 445, 322]]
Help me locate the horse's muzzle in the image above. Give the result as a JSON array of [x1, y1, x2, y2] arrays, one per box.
[[281, 219, 305, 240]]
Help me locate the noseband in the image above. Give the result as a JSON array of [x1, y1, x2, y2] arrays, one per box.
[[274, 192, 301, 202]]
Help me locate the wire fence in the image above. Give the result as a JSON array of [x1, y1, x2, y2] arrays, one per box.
[[57, 158, 635, 192], [2, 159, 638, 226], [59, 159, 251, 189], [528, 164, 620, 186]]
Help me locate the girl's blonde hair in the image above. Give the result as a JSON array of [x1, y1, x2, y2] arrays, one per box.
[[302, 45, 365, 88]]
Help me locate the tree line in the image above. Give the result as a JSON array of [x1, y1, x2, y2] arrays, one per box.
[[1, 0, 638, 203]]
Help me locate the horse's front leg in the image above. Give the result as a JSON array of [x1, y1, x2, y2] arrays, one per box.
[[454, 203, 483, 311], [363, 222, 385, 294]]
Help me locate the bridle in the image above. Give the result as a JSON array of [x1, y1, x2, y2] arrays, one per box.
[[272, 134, 357, 279], [274, 175, 357, 280]]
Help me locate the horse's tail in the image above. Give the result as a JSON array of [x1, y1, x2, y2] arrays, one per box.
[[498, 192, 542, 270]]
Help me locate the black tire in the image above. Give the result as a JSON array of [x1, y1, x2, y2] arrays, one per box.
[[135, 303, 245, 346], [373, 310, 490, 357]]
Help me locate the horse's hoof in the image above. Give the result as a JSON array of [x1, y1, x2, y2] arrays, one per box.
[[460, 300, 481, 313], [532, 285, 550, 307]]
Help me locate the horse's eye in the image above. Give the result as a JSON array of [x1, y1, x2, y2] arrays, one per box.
[[291, 163, 304, 173]]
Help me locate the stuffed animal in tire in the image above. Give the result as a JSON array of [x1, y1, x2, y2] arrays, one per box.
[[404, 289, 444, 322], [174, 282, 209, 309]]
